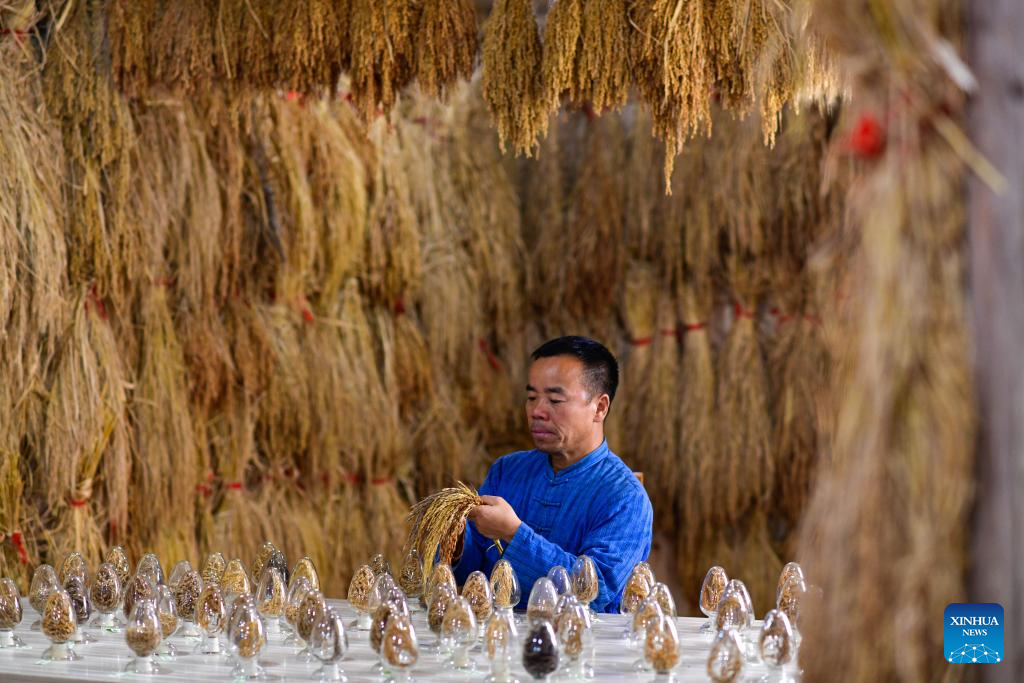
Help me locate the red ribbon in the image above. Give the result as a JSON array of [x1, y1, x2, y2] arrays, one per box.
[[0, 29, 29, 44], [69, 499, 88, 509], [631, 337, 653, 347], [85, 285, 109, 320], [196, 483, 213, 497], [683, 322, 706, 332], [341, 472, 362, 485], [393, 298, 406, 315], [9, 533, 28, 565], [226, 482, 243, 491], [733, 303, 756, 320], [478, 339, 501, 371], [845, 112, 886, 159], [370, 477, 394, 486]]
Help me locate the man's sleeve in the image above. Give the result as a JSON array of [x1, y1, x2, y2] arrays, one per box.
[[452, 458, 502, 584], [501, 480, 653, 612]]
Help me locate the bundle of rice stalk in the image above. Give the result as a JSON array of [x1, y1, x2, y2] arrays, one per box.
[[308, 101, 370, 305], [730, 509, 784, 613], [410, 385, 485, 498], [109, 0, 156, 96], [541, 0, 630, 112], [415, 0, 478, 101], [406, 482, 485, 580], [254, 304, 312, 469], [362, 121, 423, 307], [135, 0, 217, 95], [552, 114, 626, 322], [348, 0, 420, 119], [446, 82, 527, 345], [798, 123, 974, 683], [272, 0, 349, 94], [482, 0, 547, 155], [622, 110, 665, 262], [131, 284, 201, 564], [0, 449, 31, 585], [714, 266, 772, 524], [44, 2, 142, 309], [41, 292, 132, 565], [675, 283, 717, 566], [634, 294, 681, 532], [615, 262, 658, 464], [520, 109, 565, 253], [629, 0, 714, 188]]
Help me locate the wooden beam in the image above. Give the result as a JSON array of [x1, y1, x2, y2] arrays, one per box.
[[967, 0, 1024, 680]]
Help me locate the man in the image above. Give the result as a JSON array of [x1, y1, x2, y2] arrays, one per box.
[[453, 336, 653, 612]]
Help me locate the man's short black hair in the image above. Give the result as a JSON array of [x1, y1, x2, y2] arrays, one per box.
[[530, 336, 619, 404]]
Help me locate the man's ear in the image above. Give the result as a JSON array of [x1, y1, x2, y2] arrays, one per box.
[[594, 394, 610, 423]]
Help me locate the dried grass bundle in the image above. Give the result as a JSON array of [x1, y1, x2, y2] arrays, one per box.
[[482, 0, 547, 155], [362, 121, 422, 307], [540, 0, 582, 109], [714, 265, 772, 523], [629, 0, 714, 186], [405, 482, 484, 580], [0, 450, 29, 583], [271, 0, 349, 93], [146, 0, 217, 94], [348, 0, 419, 119], [416, 0, 478, 100], [41, 292, 132, 565], [131, 285, 200, 564]]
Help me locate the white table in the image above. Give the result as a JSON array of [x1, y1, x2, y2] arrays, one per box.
[[0, 600, 795, 681]]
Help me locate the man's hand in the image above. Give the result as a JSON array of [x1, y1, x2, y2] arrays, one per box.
[[468, 495, 522, 543]]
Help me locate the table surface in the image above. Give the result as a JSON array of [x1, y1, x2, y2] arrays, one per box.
[[0, 600, 798, 682]]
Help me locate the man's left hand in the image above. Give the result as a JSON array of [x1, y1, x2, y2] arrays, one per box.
[[468, 495, 522, 543]]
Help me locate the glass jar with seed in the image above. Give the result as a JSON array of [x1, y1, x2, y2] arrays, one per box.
[[398, 548, 423, 605], [570, 556, 599, 606], [490, 559, 521, 613], [59, 552, 87, 585], [63, 574, 94, 644], [632, 561, 655, 587], [556, 601, 590, 678], [382, 612, 418, 682], [759, 608, 794, 673], [125, 598, 162, 674], [256, 566, 286, 635], [650, 581, 677, 618], [545, 566, 571, 597], [228, 601, 266, 679], [630, 597, 664, 652], [442, 596, 476, 671], [30, 564, 60, 616], [370, 553, 391, 577], [714, 587, 748, 635], [194, 583, 226, 655], [699, 565, 729, 634], [290, 555, 320, 592], [484, 609, 518, 682], [265, 549, 289, 587], [707, 628, 744, 682], [173, 568, 203, 637], [105, 546, 131, 588], [123, 573, 155, 621], [250, 541, 277, 589], [91, 562, 122, 629], [41, 589, 78, 661], [777, 574, 806, 636], [618, 570, 651, 623], [309, 606, 349, 681], [136, 553, 164, 587], [296, 589, 327, 660], [201, 552, 226, 586], [424, 562, 456, 606], [346, 563, 375, 629], [285, 576, 311, 634], [168, 560, 193, 592], [0, 578, 25, 648], [425, 582, 456, 654], [221, 558, 251, 606], [370, 598, 408, 659], [644, 612, 680, 674], [155, 585, 179, 657], [776, 562, 804, 605], [526, 577, 559, 625], [522, 620, 559, 680], [463, 570, 493, 631]]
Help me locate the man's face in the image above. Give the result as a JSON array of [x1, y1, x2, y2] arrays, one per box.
[[525, 356, 606, 454]]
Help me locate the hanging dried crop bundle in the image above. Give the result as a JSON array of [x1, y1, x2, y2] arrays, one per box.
[[540, 0, 582, 109], [405, 483, 485, 581], [416, 0, 478, 100], [348, 0, 419, 119], [272, 0, 349, 94], [146, 0, 217, 94], [482, 0, 547, 155], [630, 0, 714, 187]]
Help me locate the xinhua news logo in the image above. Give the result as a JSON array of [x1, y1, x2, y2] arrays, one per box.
[[945, 603, 1004, 663]]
